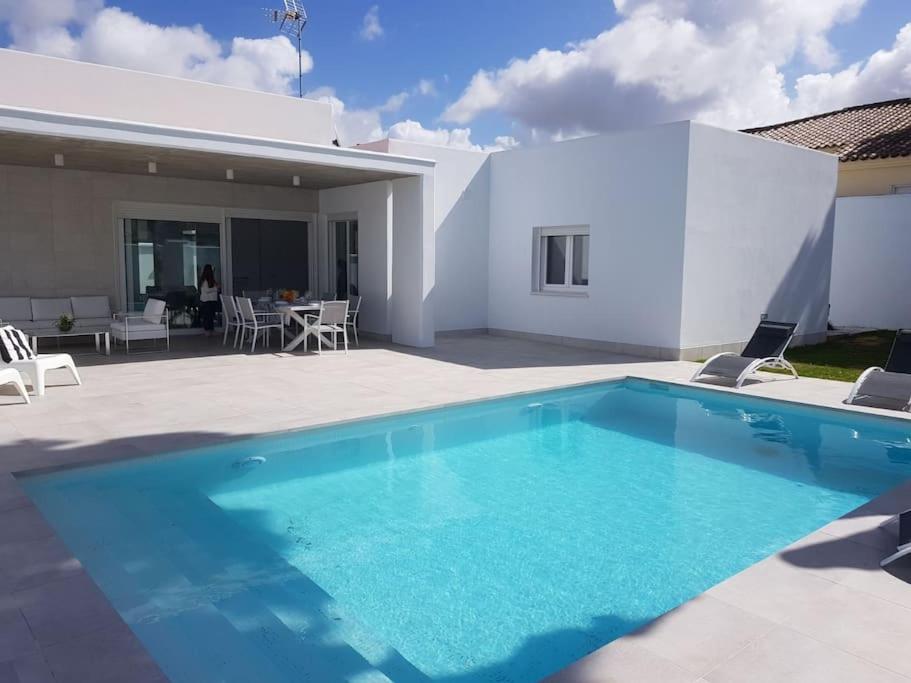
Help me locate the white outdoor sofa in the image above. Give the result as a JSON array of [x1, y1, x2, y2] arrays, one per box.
[[110, 299, 169, 353], [0, 296, 114, 331]]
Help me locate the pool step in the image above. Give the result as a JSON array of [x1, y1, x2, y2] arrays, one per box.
[[124, 487, 427, 682]]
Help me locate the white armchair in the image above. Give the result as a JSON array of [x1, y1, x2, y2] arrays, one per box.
[[111, 298, 169, 353]]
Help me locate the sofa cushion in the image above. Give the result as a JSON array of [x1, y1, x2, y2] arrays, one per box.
[[71, 296, 112, 320], [0, 297, 33, 323], [10, 321, 41, 332], [110, 320, 167, 341], [30, 298, 73, 323], [142, 298, 167, 325]]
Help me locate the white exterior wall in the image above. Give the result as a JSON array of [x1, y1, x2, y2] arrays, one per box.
[[318, 181, 393, 336], [361, 140, 491, 332], [830, 194, 911, 329], [680, 124, 838, 356], [390, 175, 435, 347], [486, 122, 692, 356], [0, 48, 333, 145], [384, 141, 490, 333], [318, 173, 435, 346]]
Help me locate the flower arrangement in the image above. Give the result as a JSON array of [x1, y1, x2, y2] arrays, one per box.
[[276, 289, 300, 303], [56, 314, 74, 332]]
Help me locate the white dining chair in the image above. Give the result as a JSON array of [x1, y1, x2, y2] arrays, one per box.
[[220, 294, 243, 348], [346, 295, 361, 347], [303, 300, 349, 355], [236, 297, 283, 353]]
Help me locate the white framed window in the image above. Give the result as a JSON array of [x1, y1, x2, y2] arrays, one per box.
[[532, 225, 590, 293]]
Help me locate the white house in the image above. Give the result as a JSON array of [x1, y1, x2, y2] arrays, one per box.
[[0, 48, 838, 359]]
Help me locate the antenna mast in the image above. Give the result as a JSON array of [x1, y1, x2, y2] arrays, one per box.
[[265, 0, 308, 98]]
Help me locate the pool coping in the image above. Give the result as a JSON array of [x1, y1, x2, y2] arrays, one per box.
[[3, 350, 911, 682]]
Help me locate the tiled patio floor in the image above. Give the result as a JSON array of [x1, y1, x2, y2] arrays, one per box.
[[0, 334, 909, 682]]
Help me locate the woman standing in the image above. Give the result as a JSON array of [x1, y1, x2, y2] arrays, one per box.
[[198, 264, 219, 337]]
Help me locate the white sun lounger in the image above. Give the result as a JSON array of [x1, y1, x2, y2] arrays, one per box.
[[0, 368, 30, 404]]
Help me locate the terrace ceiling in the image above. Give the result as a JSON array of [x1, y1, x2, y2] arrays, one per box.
[[0, 131, 411, 190]]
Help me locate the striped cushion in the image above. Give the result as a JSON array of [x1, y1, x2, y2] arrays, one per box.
[[0, 326, 35, 362]]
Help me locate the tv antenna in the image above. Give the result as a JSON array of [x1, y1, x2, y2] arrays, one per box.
[[265, 0, 308, 97]]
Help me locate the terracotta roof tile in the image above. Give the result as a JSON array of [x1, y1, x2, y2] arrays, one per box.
[[741, 98, 911, 162]]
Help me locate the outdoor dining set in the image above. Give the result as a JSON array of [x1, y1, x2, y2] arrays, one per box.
[[221, 293, 361, 355]]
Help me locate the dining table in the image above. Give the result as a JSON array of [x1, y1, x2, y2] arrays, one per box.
[[273, 301, 330, 352]]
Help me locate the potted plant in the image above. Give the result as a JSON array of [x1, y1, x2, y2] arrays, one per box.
[[56, 314, 74, 333]]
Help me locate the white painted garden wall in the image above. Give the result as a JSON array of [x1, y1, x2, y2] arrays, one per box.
[[830, 194, 911, 330]]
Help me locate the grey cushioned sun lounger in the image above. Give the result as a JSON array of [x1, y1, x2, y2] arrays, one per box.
[[691, 320, 799, 388], [845, 329, 911, 412]]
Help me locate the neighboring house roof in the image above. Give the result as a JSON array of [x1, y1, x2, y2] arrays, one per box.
[[742, 98, 911, 162]]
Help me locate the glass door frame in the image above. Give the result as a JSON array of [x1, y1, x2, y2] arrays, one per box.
[[114, 203, 228, 334], [326, 214, 359, 299]]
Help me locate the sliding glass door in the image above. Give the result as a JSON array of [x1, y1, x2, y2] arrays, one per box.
[[123, 219, 221, 329], [230, 218, 311, 297]]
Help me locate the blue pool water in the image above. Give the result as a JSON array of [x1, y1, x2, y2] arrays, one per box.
[[22, 380, 911, 682]]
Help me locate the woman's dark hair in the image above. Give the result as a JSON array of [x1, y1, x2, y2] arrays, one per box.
[[200, 264, 216, 288]]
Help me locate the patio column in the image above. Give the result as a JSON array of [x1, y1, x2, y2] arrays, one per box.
[[390, 172, 435, 347]]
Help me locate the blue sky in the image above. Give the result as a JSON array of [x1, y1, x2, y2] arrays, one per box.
[[102, 0, 617, 143], [1, 1, 910, 148]]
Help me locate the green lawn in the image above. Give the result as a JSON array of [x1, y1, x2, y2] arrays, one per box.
[[776, 330, 895, 382]]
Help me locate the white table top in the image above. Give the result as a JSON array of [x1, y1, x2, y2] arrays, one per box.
[[273, 301, 322, 311]]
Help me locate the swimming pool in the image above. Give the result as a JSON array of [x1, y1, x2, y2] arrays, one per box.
[[22, 379, 911, 682]]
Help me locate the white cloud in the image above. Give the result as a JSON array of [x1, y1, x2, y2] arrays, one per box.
[[442, 0, 908, 135], [378, 90, 409, 113], [359, 5, 383, 42], [0, 1, 515, 150], [304, 86, 386, 145], [0, 2, 308, 94], [388, 120, 517, 152], [306, 77, 504, 149], [305, 91, 512, 151], [793, 23, 911, 114], [417, 78, 437, 96]]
